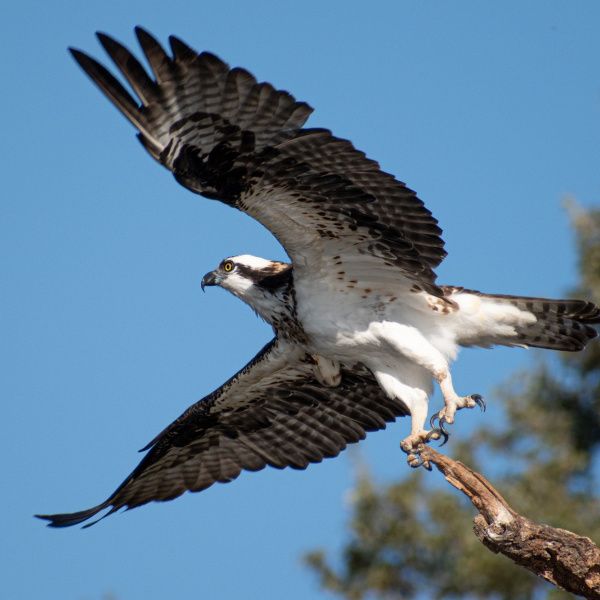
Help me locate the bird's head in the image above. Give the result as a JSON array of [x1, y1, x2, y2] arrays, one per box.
[[201, 255, 293, 325]]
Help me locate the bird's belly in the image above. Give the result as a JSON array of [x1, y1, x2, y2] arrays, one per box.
[[297, 294, 380, 359], [296, 288, 460, 365]]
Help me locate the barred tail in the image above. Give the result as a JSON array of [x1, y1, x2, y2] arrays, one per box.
[[445, 286, 600, 351]]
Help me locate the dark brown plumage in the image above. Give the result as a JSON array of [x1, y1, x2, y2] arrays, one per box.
[[37, 340, 408, 528]]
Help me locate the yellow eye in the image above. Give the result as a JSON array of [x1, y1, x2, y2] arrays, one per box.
[[223, 261, 234, 272]]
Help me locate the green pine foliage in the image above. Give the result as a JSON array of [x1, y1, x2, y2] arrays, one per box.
[[305, 206, 600, 600]]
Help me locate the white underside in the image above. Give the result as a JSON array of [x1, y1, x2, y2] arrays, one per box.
[[294, 277, 536, 434]]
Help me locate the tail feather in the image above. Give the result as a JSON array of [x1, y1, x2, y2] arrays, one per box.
[[445, 286, 600, 351]]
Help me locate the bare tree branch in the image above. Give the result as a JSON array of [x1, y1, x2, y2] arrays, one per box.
[[420, 446, 600, 599]]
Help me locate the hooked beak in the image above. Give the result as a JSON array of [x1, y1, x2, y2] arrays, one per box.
[[201, 270, 219, 292]]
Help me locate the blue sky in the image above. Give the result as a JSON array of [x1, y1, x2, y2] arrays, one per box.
[[2, 2, 600, 599]]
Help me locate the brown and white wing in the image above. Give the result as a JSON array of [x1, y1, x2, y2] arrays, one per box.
[[69, 28, 446, 295], [36, 338, 408, 528]]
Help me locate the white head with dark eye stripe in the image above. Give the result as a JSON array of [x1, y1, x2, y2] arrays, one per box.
[[201, 255, 294, 325]]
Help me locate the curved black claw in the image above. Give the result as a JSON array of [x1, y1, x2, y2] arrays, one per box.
[[429, 413, 450, 441], [438, 422, 449, 446], [426, 427, 449, 446], [437, 420, 450, 446], [471, 393, 486, 412], [439, 416, 450, 435]]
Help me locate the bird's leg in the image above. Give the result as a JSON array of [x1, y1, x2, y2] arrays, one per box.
[[400, 398, 447, 469], [372, 322, 481, 446], [430, 370, 485, 433]]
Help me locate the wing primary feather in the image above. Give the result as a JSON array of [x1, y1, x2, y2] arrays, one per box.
[[96, 31, 158, 105], [134, 26, 173, 83], [68, 47, 161, 150], [35, 500, 112, 529], [168, 35, 197, 62], [69, 48, 139, 119]]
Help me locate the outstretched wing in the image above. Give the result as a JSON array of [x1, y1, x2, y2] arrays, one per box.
[[69, 28, 446, 295], [37, 338, 408, 528]]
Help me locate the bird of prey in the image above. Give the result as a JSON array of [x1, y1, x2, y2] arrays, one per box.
[[37, 28, 599, 528]]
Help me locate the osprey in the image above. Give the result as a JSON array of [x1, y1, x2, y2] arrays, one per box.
[[38, 28, 599, 528]]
